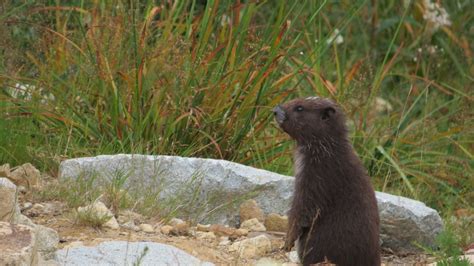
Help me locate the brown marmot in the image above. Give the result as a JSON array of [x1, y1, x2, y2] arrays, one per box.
[[273, 97, 380, 266]]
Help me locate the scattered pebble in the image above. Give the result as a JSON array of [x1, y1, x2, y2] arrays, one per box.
[[160, 225, 173, 235], [121, 221, 139, 231], [229, 234, 272, 259], [196, 223, 211, 232], [240, 218, 266, 232], [139, 223, 154, 233], [195, 231, 216, 241]]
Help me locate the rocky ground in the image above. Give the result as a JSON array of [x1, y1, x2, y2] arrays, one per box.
[[1, 161, 473, 265], [20, 198, 439, 265]]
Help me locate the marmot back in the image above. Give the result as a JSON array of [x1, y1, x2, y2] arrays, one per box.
[[273, 97, 380, 266]]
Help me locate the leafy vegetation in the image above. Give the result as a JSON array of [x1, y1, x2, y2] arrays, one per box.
[[0, 0, 472, 232]]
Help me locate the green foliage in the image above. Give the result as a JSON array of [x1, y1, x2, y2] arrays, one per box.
[[423, 226, 471, 266], [0, 0, 472, 220]]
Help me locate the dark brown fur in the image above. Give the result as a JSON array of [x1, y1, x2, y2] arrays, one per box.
[[273, 97, 380, 266]]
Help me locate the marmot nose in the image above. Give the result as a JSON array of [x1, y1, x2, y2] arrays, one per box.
[[273, 105, 287, 124]]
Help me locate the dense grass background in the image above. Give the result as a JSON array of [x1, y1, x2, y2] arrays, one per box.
[[0, 0, 472, 219]]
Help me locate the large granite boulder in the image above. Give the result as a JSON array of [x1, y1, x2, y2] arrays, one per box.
[[377, 192, 444, 253], [60, 154, 294, 225], [55, 241, 214, 265], [59, 154, 443, 252]]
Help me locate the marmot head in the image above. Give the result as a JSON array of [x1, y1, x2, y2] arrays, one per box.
[[273, 97, 347, 144]]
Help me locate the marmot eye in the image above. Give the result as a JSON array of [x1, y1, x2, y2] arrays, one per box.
[[295, 106, 304, 112]]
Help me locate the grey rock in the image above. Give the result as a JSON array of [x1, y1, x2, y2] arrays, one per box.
[[60, 154, 443, 252], [121, 221, 140, 231], [55, 241, 214, 265], [35, 225, 60, 259], [287, 251, 300, 263], [376, 192, 443, 252], [60, 154, 294, 225], [0, 177, 20, 222]]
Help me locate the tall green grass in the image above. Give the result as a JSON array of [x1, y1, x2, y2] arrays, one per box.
[[0, 0, 472, 214]]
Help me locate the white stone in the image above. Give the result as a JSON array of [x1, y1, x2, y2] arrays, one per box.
[[121, 221, 139, 231], [168, 218, 186, 226], [55, 241, 214, 265], [77, 201, 119, 230], [287, 251, 300, 263], [139, 223, 154, 233], [103, 217, 119, 230]]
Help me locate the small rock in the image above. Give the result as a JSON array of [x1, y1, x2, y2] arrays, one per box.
[[17, 185, 27, 194], [375, 97, 393, 113], [24, 203, 45, 217], [168, 218, 185, 226], [209, 224, 235, 236], [240, 199, 265, 223], [116, 210, 143, 224], [0, 178, 19, 222], [103, 217, 120, 230], [42, 202, 61, 216], [77, 201, 118, 229], [264, 213, 288, 232], [195, 231, 216, 241], [197, 223, 211, 232], [235, 228, 249, 237], [229, 235, 272, 259], [16, 213, 35, 227], [218, 239, 231, 246], [139, 223, 154, 233], [0, 164, 10, 177], [240, 218, 266, 232], [121, 221, 139, 231], [35, 225, 59, 259], [171, 222, 190, 236], [287, 251, 300, 263], [21, 202, 33, 212], [160, 225, 173, 235], [55, 241, 214, 265], [9, 163, 41, 188]]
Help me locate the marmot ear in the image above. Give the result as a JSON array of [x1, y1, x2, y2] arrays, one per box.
[[321, 107, 336, 120]]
